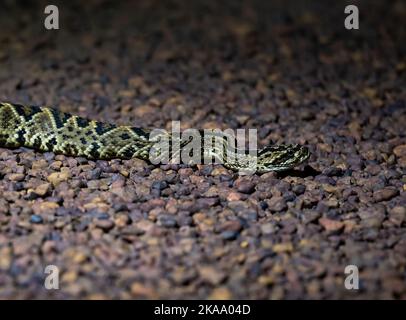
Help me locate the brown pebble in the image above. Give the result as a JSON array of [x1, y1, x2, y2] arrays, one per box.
[[32, 159, 48, 170], [393, 144, 406, 157], [8, 173, 25, 182], [47, 171, 71, 186], [94, 219, 115, 231], [373, 187, 399, 202], [389, 206, 406, 226], [198, 266, 226, 285], [130, 282, 158, 299], [34, 183, 52, 197], [318, 217, 344, 233], [227, 192, 242, 202], [234, 178, 256, 194], [32, 201, 59, 215], [397, 157, 406, 167], [267, 196, 287, 212], [208, 287, 232, 300], [220, 220, 243, 233], [273, 242, 294, 253]]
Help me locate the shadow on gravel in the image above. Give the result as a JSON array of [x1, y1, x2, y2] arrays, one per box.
[[277, 165, 321, 178]]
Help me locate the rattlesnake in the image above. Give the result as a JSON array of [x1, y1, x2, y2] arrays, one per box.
[[0, 102, 310, 173]]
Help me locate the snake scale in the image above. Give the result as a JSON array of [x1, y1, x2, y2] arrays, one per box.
[[0, 102, 310, 173]]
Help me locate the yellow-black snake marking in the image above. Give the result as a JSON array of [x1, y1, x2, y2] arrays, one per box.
[[0, 102, 310, 173]]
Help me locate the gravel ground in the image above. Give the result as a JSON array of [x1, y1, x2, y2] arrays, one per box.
[[0, 0, 405, 299]]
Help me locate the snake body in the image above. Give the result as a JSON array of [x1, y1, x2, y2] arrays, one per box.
[[0, 102, 310, 173]]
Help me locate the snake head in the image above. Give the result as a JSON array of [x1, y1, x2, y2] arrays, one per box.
[[256, 144, 310, 173]]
